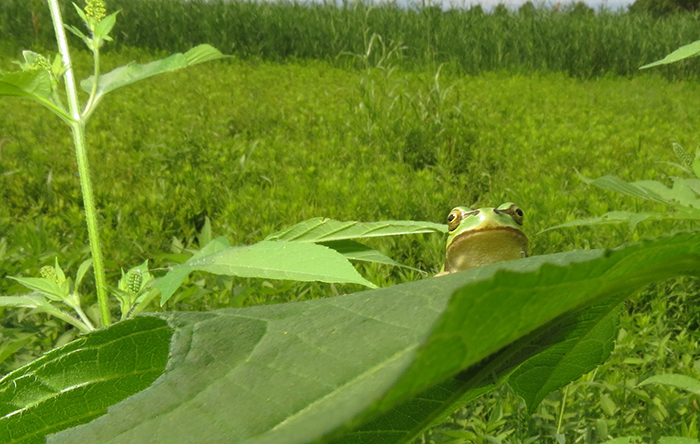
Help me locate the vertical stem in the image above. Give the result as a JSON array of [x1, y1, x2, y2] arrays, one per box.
[[46, 0, 111, 327], [556, 384, 570, 436]]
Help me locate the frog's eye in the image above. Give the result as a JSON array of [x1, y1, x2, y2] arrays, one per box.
[[447, 209, 462, 231], [509, 205, 524, 225]]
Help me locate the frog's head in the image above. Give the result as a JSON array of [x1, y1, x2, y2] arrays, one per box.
[[442, 202, 528, 274]]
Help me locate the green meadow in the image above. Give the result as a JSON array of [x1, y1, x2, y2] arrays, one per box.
[[3, 0, 700, 441]]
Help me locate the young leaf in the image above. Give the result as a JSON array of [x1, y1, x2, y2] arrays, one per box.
[[80, 44, 226, 106], [266, 218, 446, 242], [0, 70, 71, 120], [7, 276, 66, 301], [75, 258, 93, 289], [93, 10, 120, 41], [641, 40, 700, 69], [38, 231, 700, 444]]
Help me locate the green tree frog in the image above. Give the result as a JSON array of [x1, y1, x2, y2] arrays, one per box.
[[437, 202, 528, 276]]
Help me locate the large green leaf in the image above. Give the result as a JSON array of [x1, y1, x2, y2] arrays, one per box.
[[266, 218, 446, 242], [0, 317, 170, 444], [509, 301, 621, 412], [641, 39, 700, 69], [26, 231, 699, 444], [80, 44, 226, 105]]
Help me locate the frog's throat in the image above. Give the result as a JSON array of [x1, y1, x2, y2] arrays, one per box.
[[445, 226, 528, 273]]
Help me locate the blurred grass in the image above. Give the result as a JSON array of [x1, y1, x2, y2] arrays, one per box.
[[3, 0, 700, 78]]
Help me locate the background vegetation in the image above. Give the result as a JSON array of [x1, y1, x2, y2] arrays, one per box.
[[2, 0, 700, 442], [3, 0, 700, 78]]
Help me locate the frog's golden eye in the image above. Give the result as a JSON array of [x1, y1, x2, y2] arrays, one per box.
[[447, 210, 462, 231], [509, 205, 524, 225]]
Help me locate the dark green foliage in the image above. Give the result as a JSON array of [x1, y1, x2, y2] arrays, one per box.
[[630, 0, 700, 16], [3, 0, 700, 78]]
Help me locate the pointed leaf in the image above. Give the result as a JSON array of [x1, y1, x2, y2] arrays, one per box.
[[93, 10, 119, 41], [80, 44, 226, 103], [0, 294, 51, 309], [183, 241, 376, 288], [7, 276, 66, 301], [638, 374, 700, 395], [321, 239, 423, 271], [584, 175, 670, 204], [266, 218, 446, 242], [544, 211, 671, 231], [0, 70, 70, 120], [155, 236, 230, 305], [75, 258, 93, 289], [641, 40, 700, 68], [658, 439, 700, 444]]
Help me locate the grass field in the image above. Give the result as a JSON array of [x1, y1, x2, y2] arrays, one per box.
[[3, 0, 700, 78], [3, 3, 700, 440]]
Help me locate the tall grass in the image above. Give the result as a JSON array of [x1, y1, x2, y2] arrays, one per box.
[[2, 0, 700, 78]]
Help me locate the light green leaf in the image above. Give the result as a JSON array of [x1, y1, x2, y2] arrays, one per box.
[[509, 301, 621, 412], [641, 40, 700, 69], [184, 241, 376, 288], [321, 239, 424, 272], [266, 218, 446, 242], [93, 10, 119, 41], [600, 438, 643, 444], [75, 258, 93, 289], [37, 231, 700, 444], [0, 70, 71, 120], [638, 374, 700, 395], [584, 175, 670, 204], [0, 317, 170, 444], [0, 294, 51, 309], [64, 24, 89, 46], [155, 236, 230, 305], [544, 211, 670, 231], [80, 44, 226, 105], [658, 438, 700, 444], [7, 276, 66, 301]]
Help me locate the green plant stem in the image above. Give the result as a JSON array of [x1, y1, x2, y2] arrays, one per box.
[[46, 0, 111, 327], [83, 46, 100, 119], [556, 384, 569, 436]]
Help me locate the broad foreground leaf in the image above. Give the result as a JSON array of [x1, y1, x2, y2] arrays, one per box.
[[641, 39, 700, 69], [21, 231, 698, 444], [509, 301, 621, 412], [266, 218, 446, 242], [80, 44, 226, 105], [0, 317, 170, 444]]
